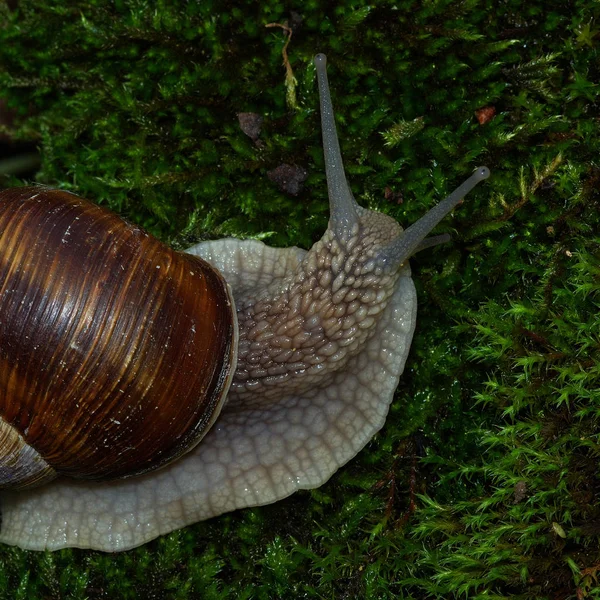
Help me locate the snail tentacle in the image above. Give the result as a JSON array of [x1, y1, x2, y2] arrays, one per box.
[[380, 166, 490, 266], [413, 233, 452, 254], [314, 53, 360, 240]]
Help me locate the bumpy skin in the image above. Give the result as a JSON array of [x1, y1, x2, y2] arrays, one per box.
[[232, 209, 403, 402], [0, 237, 417, 551]]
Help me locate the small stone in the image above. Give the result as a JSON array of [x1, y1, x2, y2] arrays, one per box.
[[237, 112, 263, 141], [267, 163, 308, 196]]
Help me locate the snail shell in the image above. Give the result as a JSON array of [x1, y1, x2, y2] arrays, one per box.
[[0, 54, 489, 551], [0, 187, 236, 487]]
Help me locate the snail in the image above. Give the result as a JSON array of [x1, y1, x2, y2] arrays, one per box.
[[0, 54, 489, 552]]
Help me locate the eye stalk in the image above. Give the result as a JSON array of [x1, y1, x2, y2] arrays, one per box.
[[380, 166, 490, 265], [314, 53, 360, 239], [314, 54, 490, 264]]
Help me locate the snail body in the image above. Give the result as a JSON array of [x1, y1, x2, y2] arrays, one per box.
[[0, 55, 489, 551]]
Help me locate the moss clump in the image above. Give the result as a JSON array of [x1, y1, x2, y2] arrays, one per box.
[[0, 1, 599, 598], [409, 206, 600, 599]]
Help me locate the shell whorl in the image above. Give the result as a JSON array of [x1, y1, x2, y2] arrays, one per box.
[[0, 187, 236, 487]]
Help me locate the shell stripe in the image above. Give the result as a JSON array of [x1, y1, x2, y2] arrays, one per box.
[[0, 187, 235, 484]]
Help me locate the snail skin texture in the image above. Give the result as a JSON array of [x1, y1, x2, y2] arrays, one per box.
[[0, 54, 489, 551]]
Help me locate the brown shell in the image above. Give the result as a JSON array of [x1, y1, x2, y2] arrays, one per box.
[[0, 186, 236, 487]]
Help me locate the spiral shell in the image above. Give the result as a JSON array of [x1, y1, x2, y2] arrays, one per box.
[[0, 187, 236, 488]]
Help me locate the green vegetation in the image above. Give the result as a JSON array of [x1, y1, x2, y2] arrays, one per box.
[[0, 1, 599, 598]]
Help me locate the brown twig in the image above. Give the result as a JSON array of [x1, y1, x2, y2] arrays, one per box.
[[265, 22, 293, 75], [265, 22, 298, 109]]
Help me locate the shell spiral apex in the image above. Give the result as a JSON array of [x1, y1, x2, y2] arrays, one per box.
[[0, 54, 489, 552]]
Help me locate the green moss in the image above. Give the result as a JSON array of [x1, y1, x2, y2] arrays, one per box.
[[0, 0, 599, 598]]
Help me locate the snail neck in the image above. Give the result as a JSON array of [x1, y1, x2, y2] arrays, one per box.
[[230, 212, 403, 404]]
